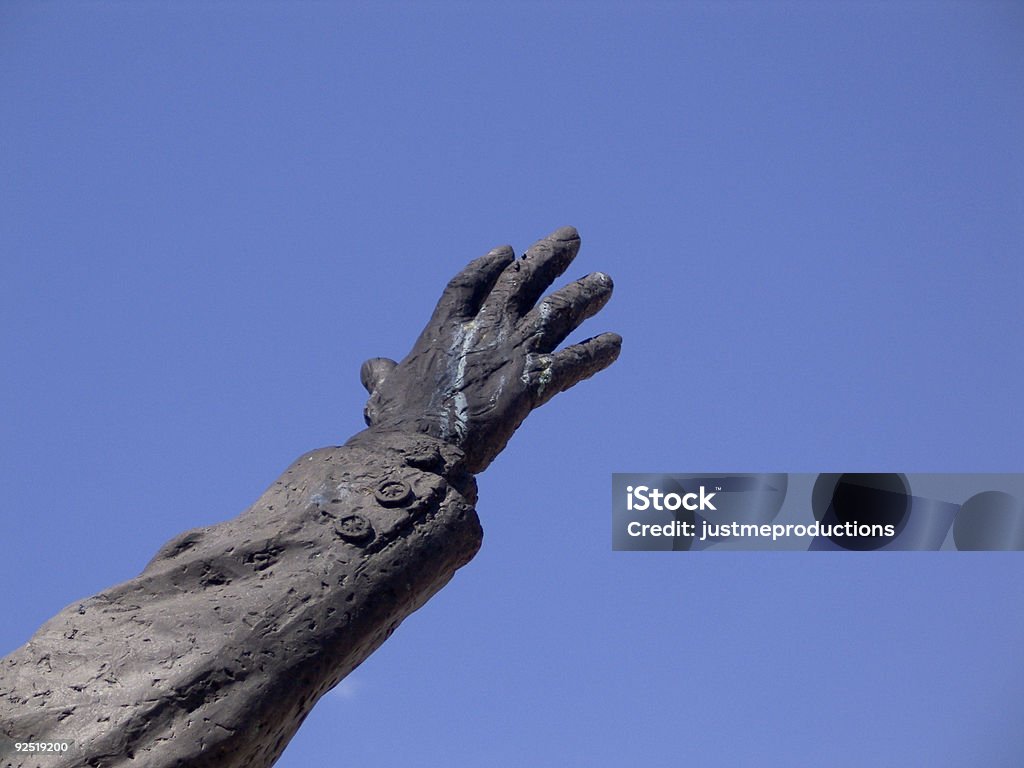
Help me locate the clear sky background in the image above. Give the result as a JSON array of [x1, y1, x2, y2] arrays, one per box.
[[2, 2, 1023, 766]]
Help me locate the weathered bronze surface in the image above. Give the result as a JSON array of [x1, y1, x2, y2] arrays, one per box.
[[0, 227, 619, 767]]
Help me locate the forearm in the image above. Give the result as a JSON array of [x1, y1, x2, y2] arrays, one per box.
[[0, 429, 481, 768]]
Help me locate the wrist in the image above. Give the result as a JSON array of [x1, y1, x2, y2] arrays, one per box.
[[343, 427, 477, 506]]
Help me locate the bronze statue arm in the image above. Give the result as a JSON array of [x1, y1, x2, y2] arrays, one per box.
[[0, 228, 619, 768]]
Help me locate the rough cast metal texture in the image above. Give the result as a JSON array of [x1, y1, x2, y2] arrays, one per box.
[[0, 227, 620, 768]]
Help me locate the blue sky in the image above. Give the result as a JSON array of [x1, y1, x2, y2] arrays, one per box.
[[2, 2, 1023, 765]]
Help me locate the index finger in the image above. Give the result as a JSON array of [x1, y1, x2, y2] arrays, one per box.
[[424, 244, 515, 332]]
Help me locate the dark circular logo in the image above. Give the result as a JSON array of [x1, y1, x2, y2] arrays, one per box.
[[812, 473, 911, 550]]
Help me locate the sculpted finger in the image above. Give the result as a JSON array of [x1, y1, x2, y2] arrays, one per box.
[[360, 357, 397, 394], [524, 332, 622, 407], [428, 244, 515, 329], [480, 227, 581, 322], [518, 271, 614, 352]]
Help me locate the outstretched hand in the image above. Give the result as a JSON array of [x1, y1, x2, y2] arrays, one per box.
[[361, 227, 620, 474]]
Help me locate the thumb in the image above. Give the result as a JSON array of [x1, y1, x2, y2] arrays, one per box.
[[360, 357, 397, 394]]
